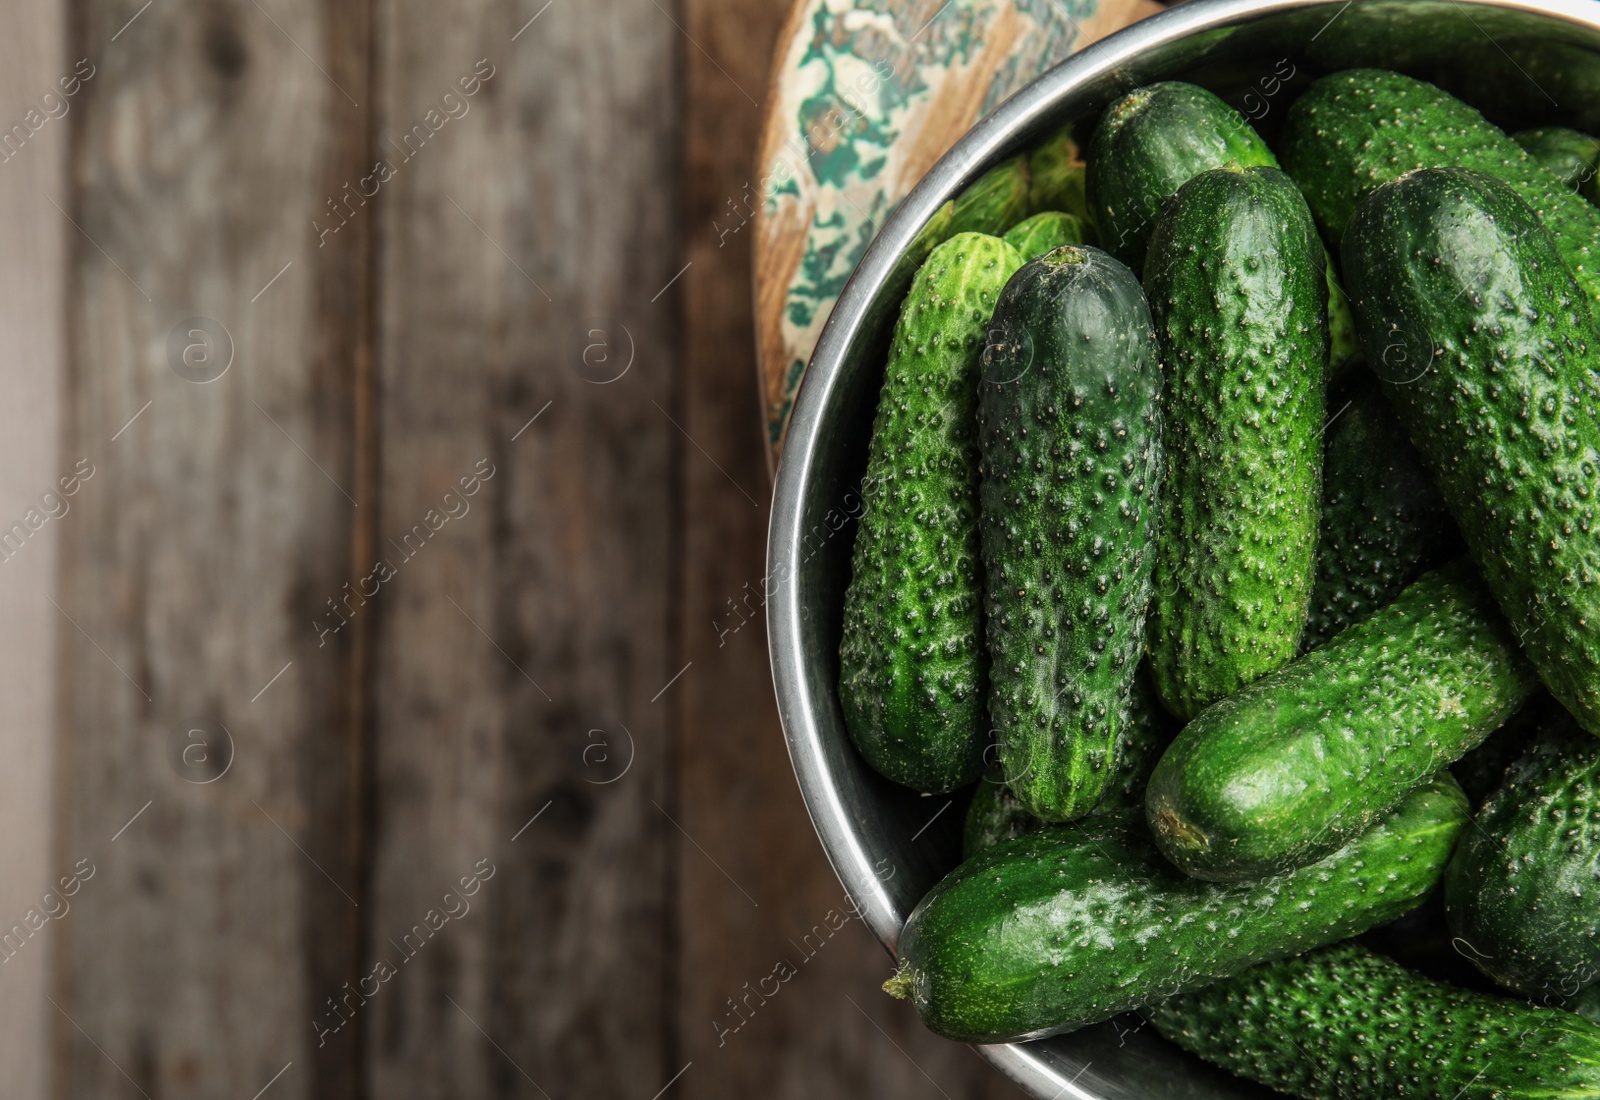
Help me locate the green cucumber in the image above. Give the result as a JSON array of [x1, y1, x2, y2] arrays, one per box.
[[1144, 165, 1327, 719], [1446, 711, 1600, 1007], [1025, 125, 1092, 224], [1342, 166, 1600, 735], [888, 157, 1032, 300], [1085, 81, 1358, 378], [960, 667, 1173, 857], [1144, 942, 1600, 1100], [1147, 560, 1539, 881], [838, 232, 1025, 792], [977, 245, 1162, 821], [1302, 375, 1458, 652], [1002, 211, 1087, 260], [1515, 126, 1600, 196], [961, 769, 1042, 857], [885, 774, 1467, 1042], [1453, 695, 1558, 808], [1281, 68, 1600, 307], [1086, 82, 1274, 271]]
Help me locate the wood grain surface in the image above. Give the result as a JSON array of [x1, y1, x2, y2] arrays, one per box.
[[53, 1, 373, 1098], [15, 0, 1053, 1096], [361, 0, 676, 1096]]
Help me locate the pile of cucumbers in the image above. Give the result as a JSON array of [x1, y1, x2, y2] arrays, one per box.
[[838, 68, 1600, 1099]]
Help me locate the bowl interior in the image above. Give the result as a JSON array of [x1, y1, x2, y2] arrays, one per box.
[[767, 2, 1600, 1097]]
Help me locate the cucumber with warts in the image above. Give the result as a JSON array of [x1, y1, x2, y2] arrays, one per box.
[[839, 232, 1024, 793], [978, 245, 1162, 822]]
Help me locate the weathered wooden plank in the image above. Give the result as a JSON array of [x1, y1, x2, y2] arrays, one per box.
[[360, 0, 677, 1095], [0, 2, 68, 1097], [53, 0, 372, 1096], [674, 0, 1024, 1095]]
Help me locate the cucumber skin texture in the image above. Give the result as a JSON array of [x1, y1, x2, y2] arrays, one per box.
[[892, 775, 1467, 1042], [1343, 166, 1600, 736], [978, 246, 1162, 822], [1281, 69, 1600, 306], [1084, 81, 1358, 379], [1515, 127, 1600, 194], [1144, 942, 1600, 1100], [1302, 376, 1458, 652], [1446, 713, 1600, 1005], [1086, 82, 1274, 272], [1003, 211, 1087, 260], [960, 669, 1173, 856], [1144, 166, 1328, 720], [838, 233, 1025, 793], [1147, 560, 1539, 881]]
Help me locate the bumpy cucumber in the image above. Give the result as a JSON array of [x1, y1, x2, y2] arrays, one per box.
[[1144, 166, 1328, 719], [1302, 375, 1458, 652], [1144, 942, 1600, 1100], [978, 245, 1161, 821], [1085, 81, 1358, 377], [1003, 211, 1087, 259], [1147, 560, 1538, 881], [1343, 166, 1600, 735], [1447, 712, 1600, 1007], [886, 775, 1467, 1042], [1282, 69, 1600, 306], [839, 233, 1024, 792], [1515, 127, 1600, 195], [960, 668, 1172, 857]]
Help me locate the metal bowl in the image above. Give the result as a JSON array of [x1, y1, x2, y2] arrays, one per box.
[[766, 1, 1600, 1095]]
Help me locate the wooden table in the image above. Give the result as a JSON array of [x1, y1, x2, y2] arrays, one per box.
[[0, 0, 1141, 1096]]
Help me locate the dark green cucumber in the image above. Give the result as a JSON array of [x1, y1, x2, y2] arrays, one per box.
[[1147, 560, 1539, 881], [1002, 211, 1087, 260], [1446, 712, 1600, 1007], [1085, 81, 1358, 378], [960, 667, 1173, 857], [1453, 694, 1560, 808], [1516, 127, 1600, 195], [977, 245, 1161, 821], [886, 775, 1467, 1042], [1144, 165, 1327, 719], [1144, 942, 1600, 1100], [1086, 82, 1274, 271], [839, 233, 1024, 792], [961, 768, 1042, 857], [1302, 375, 1458, 652], [1281, 69, 1600, 307], [1343, 166, 1600, 736]]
